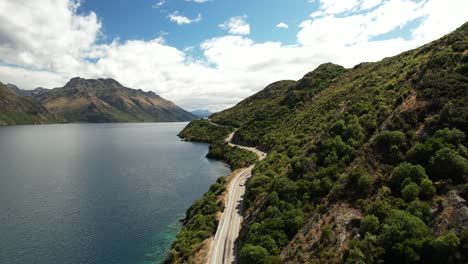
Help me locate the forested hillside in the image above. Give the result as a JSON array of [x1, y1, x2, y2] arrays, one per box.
[[176, 22, 468, 263]]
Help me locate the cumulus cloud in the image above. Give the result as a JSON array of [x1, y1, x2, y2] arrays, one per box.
[[219, 16, 251, 35], [168, 12, 202, 25], [276, 22, 289, 29], [152, 0, 165, 8], [0, 0, 467, 111]]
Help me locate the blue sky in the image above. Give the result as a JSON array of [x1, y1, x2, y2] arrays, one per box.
[[0, 0, 467, 111], [78, 0, 314, 49]]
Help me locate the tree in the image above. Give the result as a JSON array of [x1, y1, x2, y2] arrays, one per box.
[[434, 128, 465, 146], [430, 147, 468, 183], [391, 163, 428, 190], [361, 215, 380, 235], [240, 244, 270, 264], [402, 182, 420, 202], [434, 231, 460, 253], [379, 210, 431, 263], [419, 178, 436, 200], [374, 130, 407, 164]]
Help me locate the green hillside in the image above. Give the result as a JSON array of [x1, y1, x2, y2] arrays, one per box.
[[176, 22, 468, 263]]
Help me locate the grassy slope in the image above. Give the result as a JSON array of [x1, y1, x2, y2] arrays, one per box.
[[174, 22, 468, 263]]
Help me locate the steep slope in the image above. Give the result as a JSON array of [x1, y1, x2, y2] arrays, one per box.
[[35, 77, 196, 123], [0, 82, 59, 125], [177, 22, 468, 263]]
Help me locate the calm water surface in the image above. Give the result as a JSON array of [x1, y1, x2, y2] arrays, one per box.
[[0, 123, 230, 264]]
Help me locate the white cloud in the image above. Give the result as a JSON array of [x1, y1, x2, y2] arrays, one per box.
[[0, 0, 467, 112], [152, 0, 165, 8], [219, 16, 251, 35], [276, 22, 289, 29], [168, 12, 202, 25]]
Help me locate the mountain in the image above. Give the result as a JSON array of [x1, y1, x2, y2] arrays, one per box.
[[34, 77, 196, 123], [173, 22, 468, 263], [6, 84, 49, 97], [191, 109, 212, 118], [0, 82, 59, 125]]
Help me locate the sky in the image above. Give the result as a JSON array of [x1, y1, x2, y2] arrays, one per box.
[[0, 0, 466, 111]]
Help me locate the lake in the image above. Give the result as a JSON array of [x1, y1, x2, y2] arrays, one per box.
[[0, 123, 230, 264]]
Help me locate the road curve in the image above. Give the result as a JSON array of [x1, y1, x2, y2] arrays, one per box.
[[207, 131, 266, 264]]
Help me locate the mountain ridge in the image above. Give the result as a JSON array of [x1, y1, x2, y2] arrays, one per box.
[[172, 22, 468, 264], [0, 77, 196, 124]]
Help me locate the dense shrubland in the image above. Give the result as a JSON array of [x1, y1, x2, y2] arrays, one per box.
[[172, 23, 468, 263]]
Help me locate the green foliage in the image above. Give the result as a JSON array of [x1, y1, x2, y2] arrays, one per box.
[[419, 179, 436, 200], [406, 200, 431, 223], [374, 130, 407, 164], [320, 226, 335, 244], [167, 177, 226, 263], [430, 231, 461, 263], [207, 140, 258, 170], [239, 244, 272, 264], [361, 215, 380, 235], [401, 182, 420, 202], [391, 163, 428, 190], [178, 119, 234, 143], [173, 23, 468, 263], [379, 210, 431, 263], [347, 168, 374, 198], [430, 147, 468, 183]]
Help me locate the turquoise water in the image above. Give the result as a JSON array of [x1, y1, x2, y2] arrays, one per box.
[[0, 123, 230, 264]]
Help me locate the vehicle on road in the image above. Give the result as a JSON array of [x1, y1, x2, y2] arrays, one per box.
[[239, 181, 245, 186]]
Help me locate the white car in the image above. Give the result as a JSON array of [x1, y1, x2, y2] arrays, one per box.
[[239, 181, 245, 186]]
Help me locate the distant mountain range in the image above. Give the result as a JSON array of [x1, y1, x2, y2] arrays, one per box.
[[0, 77, 196, 125], [191, 109, 212, 118]]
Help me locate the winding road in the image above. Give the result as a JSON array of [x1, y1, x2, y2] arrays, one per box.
[[207, 131, 266, 264]]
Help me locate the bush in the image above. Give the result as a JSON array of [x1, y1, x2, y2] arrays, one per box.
[[240, 244, 270, 264], [406, 143, 433, 165], [391, 163, 428, 190], [361, 215, 380, 235], [321, 226, 335, 244], [430, 147, 468, 183], [402, 182, 420, 202], [374, 130, 407, 164], [407, 200, 431, 222], [358, 173, 374, 195], [379, 210, 431, 262], [434, 128, 465, 146], [419, 178, 436, 200]]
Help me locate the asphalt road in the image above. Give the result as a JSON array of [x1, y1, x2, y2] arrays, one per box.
[[208, 131, 266, 264]]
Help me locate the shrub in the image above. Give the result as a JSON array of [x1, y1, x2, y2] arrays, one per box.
[[406, 143, 433, 165], [434, 128, 465, 146], [419, 178, 436, 200], [346, 234, 384, 264], [361, 215, 380, 235], [379, 210, 431, 263], [321, 226, 335, 244], [430, 147, 468, 183], [357, 173, 374, 195], [391, 163, 428, 190], [374, 130, 407, 164], [402, 182, 420, 202], [240, 244, 270, 264], [407, 200, 431, 222]]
